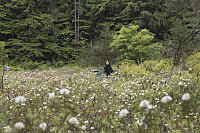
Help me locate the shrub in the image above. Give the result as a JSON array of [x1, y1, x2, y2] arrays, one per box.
[[120, 62, 151, 77], [187, 52, 200, 78], [120, 59, 173, 77], [110, 25, 161, 64], [0, 41, 7, 63], [15, 61, 43, 70], [143, 59, 173, 74], [53, 60, 66, 68]]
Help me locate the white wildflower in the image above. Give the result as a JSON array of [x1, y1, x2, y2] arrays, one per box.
[[14, 122, 25, 129], [15, 96, 26, 104], [146, 104, 153, 110], [68, 117, 79, 126], [48, 92, 55, 100], [60, 89, 70, 95], [139, 100, 149, 108], [39, 122, 47, 131], [84, 121, 89, 124], [178, 81, 183, 86], [119, 109, 129, 118], [3, 126, 12, 133], [82, 125, 86, 130], [182, 93, 190, 101], [161, 96, 172, 104], [90, 127, 95, 130]]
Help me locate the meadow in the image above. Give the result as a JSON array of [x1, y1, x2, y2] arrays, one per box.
[[0, 63, 200, 133]]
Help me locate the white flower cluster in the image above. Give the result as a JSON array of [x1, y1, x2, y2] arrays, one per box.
[[48, 92, 55, 100], [68, 117, 79, 126], [82, 125, 86, 130], [182, 93, 190, 101], [39, 122, 47, 131], [15, 96, 26, 105], [119, 109, 129, 118], [3, 126, 12, 133], [161, 96, 172, 104], [14, 122, 25, 129], [178, 81, 183, 86], [90, 127, 95, 130], [60, 89, 70, 95], [139, 100, 152, 110]]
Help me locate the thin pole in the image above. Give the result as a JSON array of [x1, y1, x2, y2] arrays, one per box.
[[49, 0, 56, 43], [1, 60, 4, 91], [77, 0, 80, 42], [75, 0, 77, 48]]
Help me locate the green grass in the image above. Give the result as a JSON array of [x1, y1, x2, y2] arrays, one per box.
[[0, 66, 199, 132]]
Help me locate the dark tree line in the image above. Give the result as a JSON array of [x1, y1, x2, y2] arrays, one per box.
[[0, 0, 199, 66]]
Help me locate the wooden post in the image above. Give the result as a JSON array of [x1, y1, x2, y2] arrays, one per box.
[[1, 60, 4, 91]]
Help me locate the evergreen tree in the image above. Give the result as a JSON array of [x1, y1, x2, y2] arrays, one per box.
[[163, 0, 200, 65], [0, 0, 199, 67], [1, 0, 79, 64]]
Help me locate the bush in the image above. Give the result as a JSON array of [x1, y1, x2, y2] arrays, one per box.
[[120, 59, 174, 77], [53, 60, 66, 68], [110, 25, 161, 63], [0, 41, 7, 63], [22, 61, 42, 70], [143, 59, 173, 74], [187, 52, 200, 78], [120, 62, 151, 77]]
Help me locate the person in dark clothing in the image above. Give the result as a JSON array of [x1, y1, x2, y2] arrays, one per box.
[[104, 60, 113, 76]]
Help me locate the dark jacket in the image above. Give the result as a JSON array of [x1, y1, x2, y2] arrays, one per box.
[[104, 63, 113, 76]]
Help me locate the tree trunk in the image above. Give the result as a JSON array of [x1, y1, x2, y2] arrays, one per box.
[[75, 0, 77, 45], [49, 0, 56, 43]]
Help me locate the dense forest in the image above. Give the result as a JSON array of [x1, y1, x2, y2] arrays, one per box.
[[0, 0, 200, 68]]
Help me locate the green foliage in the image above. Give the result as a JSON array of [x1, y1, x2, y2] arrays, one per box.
[[77, 45, 108, 67], [53, 60, 66, 68], [143, 59, 174, 74], [20, 61, 43, 70], [120, 62, 150, 77], [162, 0, 200, 65], [0, 0, 80, 65], [119, 0, 168, 40], [0, 41, 6, 62], [0, 0, 199, 67], [110, 25, 160, 63], [187, 52, 200, 77], [120, 59, 175, 77], [77, 22, 115, 67]]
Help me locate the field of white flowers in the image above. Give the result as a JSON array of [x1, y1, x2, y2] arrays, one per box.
[[0, 65, 200, 132]]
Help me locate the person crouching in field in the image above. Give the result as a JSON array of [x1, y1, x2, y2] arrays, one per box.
[[104, 60, 113, 77]]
